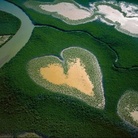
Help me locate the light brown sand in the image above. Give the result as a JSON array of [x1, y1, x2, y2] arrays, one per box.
[[40, 58, 94, 96], [39, 2, 91, 20]]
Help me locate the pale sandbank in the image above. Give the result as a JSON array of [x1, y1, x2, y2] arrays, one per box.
[[119, 2, 138, 17], [39, 2, 92, 21], [96, 5, 138, 35], [25, 0, 138, 37]]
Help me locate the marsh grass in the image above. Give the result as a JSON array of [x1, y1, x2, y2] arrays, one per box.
[[0, 11, 21, 35]]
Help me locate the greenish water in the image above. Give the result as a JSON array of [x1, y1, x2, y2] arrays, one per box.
[[0, 0, 34, 68]]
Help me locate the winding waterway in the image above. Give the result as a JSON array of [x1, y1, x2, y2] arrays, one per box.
[[0, 0, 34, 68], [0, 0, 137, 70]]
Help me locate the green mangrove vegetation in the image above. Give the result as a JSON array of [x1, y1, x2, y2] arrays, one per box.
[[0, 11, 21, 47], [118, 91, 138, 128], [0, 25, 137, 137], [6, 0, 138, 68], [0, 0, 138, 137], [27, 47, 105, 109], [0, 11, 21, 35]]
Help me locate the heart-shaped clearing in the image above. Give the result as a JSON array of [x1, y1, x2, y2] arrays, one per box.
[[40, 58, 94, 96], [27, 47, 105, 109]]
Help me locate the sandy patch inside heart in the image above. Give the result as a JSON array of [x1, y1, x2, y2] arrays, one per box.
[[40, 58, 94, 96], [27, 47, 105, 108]]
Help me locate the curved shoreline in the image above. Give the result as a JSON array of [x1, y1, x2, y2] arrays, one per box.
[[0, 0, 34, 68], [24, 0, 138, 37], [0, 0, 137, 70]]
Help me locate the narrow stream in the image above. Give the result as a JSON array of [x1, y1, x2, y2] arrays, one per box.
[[0, 0, 34, 68]]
